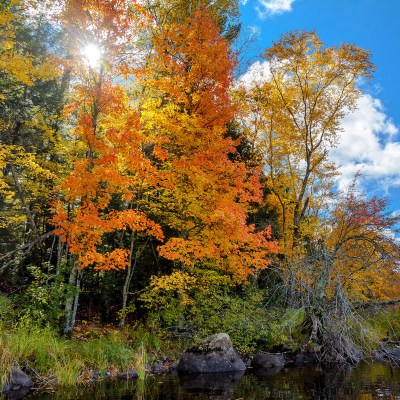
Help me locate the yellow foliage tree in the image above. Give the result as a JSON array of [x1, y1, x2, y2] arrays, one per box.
[[237, 31, 374, 297], [0, 0, 65, 259]]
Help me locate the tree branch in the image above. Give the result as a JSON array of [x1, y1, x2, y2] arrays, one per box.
[[0, 230, 56, 265]]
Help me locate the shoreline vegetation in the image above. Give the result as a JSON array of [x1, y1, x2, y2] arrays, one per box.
[[1, 0, 400, 397], [1, 303, 400, 391]]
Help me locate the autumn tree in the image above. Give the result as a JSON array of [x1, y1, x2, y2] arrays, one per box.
[[142, 0, 240, 41], [140, 8, 277, 296], [52, 0, 165, 333], [0, 0, 67, 277], [288, 178, 400, 362], [326, 179, 400, 303], [237, 31, 374, 297], [51, 1, 264, 332]]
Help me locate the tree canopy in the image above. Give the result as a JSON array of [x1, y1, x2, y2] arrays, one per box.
[[0, 0, 399, 362]]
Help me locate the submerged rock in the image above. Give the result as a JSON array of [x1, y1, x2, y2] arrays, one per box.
[[251, 351, 321, 369], [152, 364, 170, 374], [253, 366, 284, 377], [1, 367, 33, 395], [251, 352, 286, 369], [178, 333, 246, 373], [294, 352, 319, 366], [179, 370, 244, 393]]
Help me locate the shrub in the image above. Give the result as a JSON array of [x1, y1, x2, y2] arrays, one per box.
[[141, 268, 271, 353], [16, 264, 68, 329], [0, 294, 14, 328]]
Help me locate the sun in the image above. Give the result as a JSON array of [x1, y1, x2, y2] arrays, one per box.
[[81, 43, 102, 68]]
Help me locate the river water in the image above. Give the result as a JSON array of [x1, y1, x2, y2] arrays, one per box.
[[21, 362, 400, 400]]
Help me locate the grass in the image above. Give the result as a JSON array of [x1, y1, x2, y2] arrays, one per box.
[[362, 308, 400, 342], [0, 330, 14, 387], [0, 320, 183, 388], [0, 325, 137, 387], [134, 343, 147, 380]]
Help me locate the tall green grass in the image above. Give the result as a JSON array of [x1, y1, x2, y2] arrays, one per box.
[[133, 343, 147, 381], [0, 316, 188, 389], [0, 324, 139, 387], [0, 330, 14, 387]]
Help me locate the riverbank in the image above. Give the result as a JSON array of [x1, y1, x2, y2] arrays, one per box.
[[1, 308, 400, 394], [0, 322, 185, 391]]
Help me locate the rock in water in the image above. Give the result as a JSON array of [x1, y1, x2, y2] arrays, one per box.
[[251, 352, 286, 369], [2, 367, 33, 394], [178, 333, 246, 373], [294, 352, 319, 366]]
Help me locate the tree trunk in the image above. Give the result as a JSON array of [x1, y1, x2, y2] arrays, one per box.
[[64, 258, 81, 337], [56, 236, 63, 275], [119, 264, 134, 328], [10, 165, 38, 236], [119, 232, 136, 328], [119, 235, 150, 328], [71, 270, 81, 330]]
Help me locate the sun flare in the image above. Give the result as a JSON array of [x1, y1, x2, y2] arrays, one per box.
[[81, 43, 102, 68]]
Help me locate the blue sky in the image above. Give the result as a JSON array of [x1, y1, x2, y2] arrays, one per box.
[[238, 0, 400, 213]]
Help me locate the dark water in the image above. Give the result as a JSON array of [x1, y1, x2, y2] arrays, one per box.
[[21, 362, 400, 400]]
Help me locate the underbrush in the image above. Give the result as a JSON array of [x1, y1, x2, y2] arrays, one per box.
[[140, 272, 272, 354], [360, 307, 400, 343]]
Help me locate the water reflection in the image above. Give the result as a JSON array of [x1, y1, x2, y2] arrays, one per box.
[[179, 371, 244, 400], [13, 362, 400, 400], [242, 363, 400, 400]]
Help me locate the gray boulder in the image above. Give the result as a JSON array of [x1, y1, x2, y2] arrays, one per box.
[[178, 333, 246, 373], [251, 352, 286, 369], [2, 367, 33, 394]]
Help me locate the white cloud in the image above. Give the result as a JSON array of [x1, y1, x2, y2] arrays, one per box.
[[256, 0, 296, 18], [247, 25, 261, 40], [330, 94, 400, 192], [238, 61, 400, 196], [237, 60, 271, 90], [240, 0, 250, 5]]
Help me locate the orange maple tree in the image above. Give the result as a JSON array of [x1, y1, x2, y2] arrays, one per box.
[[140, 9, 278, 281], [53, 0, 163, 272], [52, 5, 278, 331]]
